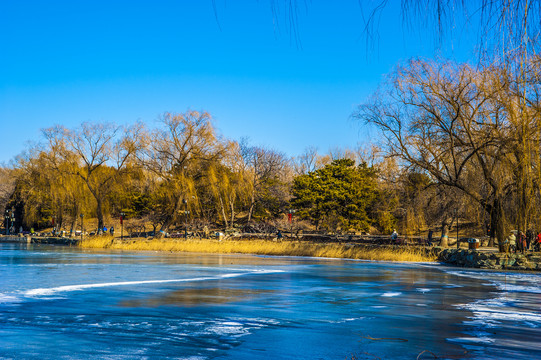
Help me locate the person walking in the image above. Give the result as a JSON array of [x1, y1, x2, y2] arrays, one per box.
[[526, 229, 533, 251], [506, 231, 516, 253], [518, 231, 526, 254]]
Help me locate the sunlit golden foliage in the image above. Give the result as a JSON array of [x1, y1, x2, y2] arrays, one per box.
[[79, 237, 436, 262]]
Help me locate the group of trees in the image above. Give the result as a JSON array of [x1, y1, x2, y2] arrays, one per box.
[[4, 58, 540, 245], [2, 111, 407, 236], [4, 2, 540, 245], [356, 56, 541, 249], [7, 81, 537, 245]]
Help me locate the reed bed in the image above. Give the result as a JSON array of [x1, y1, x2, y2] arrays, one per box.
[[79, 236, 436, 262]]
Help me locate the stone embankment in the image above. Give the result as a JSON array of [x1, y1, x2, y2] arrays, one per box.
[[0, 235, 79, 245], [434, 247, 541, 271]]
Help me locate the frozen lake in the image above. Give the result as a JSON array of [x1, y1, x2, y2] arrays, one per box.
[[0, 243, 540, 359]]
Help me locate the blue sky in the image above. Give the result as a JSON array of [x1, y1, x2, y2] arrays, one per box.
[[0, 1, 476, 164]]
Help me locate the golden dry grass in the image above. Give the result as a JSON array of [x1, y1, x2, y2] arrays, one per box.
[[79, 236, 436, 262]]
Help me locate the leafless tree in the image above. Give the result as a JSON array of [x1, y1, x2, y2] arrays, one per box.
[[42, 122, 144, 231], [241, 144, 289, 222], [138, 111, 226, 230], [355, 58, 541, 249], [0, 166, 16, 217]]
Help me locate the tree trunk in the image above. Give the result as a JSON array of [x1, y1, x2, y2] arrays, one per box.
[[70, 220, 76, 237], [247, 192, 255, 223], [488, 211, 495, 248], [56, 207, 63, 232], [160, 195, 183, 231], [315, 202, 320, 231], [96, 196, 104, 231], [229, 197, 235, 228], [440, 222, 449, 247], [70, 200, 78, 237], [218, 196, 228, 228], [492, 196, 506, 252]]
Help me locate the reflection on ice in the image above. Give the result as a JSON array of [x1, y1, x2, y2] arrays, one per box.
[[23, 270, 283, 297], [119, 287, 275, 307]]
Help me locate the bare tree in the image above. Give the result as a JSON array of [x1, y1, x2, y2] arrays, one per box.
[[0, 166, 16, 219], [292, 146, 322, 176], [42, 122, 144, 231], [355, 58, 541, 249], [241, 143, 288, 223], [139, 111, 226, 230]]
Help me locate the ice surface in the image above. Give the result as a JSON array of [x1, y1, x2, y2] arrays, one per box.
[[0, 294, 21, 304], [23, 269, 284, 297]]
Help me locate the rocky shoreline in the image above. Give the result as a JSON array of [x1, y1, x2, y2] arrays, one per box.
[[434, 247, 541, 271]]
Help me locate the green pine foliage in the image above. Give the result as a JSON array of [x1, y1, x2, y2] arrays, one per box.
[[291, 159, 378, 233]]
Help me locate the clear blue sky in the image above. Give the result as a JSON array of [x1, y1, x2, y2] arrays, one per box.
[[0, 0, 476, 164]]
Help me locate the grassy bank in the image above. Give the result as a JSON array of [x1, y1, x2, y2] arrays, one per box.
[[79, 236, 436, 262]]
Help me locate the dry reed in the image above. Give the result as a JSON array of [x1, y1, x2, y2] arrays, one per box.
[[79, 236, 436, 262]]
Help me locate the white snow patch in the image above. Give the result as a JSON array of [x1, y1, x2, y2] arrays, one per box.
[[0, 294, 21, 304], [449, 337, 495, 344], [23, 270, 284, 297]]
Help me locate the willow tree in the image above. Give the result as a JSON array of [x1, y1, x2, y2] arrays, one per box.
[[12, 148, 90, 231], [367, 1, 541, 55], [206, 141, 252, 228], [139, 111, 226, 230], [42, 122, 143, 231], [355, 59, 541, 249]]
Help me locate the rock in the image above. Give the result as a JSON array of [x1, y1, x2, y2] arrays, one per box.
[[435, 247, 541, 271], [477, 252, 489, 261]]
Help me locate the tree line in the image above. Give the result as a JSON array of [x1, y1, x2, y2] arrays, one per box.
[[3, 56, 541, 248], [1, 111, 392, 236], [355, 56, 541, 250]]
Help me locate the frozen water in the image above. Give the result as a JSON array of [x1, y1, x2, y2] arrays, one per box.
[[0, 243, 540, 359]]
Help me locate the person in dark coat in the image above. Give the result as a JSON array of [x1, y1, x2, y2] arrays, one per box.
[[526, 229, 533, 251], [427, 229, 433, 246]]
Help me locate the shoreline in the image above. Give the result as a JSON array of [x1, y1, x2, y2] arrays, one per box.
[[3, 235, 540, 271], [77, 236, 437, 263]]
